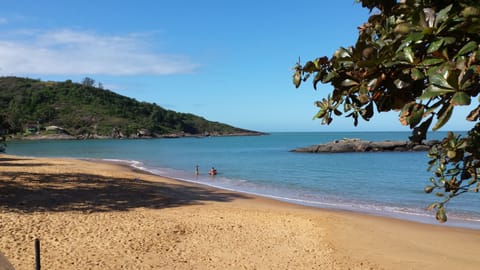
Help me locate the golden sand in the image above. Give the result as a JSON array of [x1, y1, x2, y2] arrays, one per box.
[[0, 154, 479, 269]]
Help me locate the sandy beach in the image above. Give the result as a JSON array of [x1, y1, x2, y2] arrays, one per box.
[[1, 154, 479, 269]]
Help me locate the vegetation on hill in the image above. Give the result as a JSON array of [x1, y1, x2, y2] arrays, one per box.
[[0, 76, 259, 139]]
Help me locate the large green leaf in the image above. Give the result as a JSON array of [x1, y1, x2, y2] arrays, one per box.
[[427, 39, 444, 53], [433, 104, 453, 131], [397, 32, 424, 52], [460, 68, 475, 89], [430, 73, 454, 90], [313, 72, 323, 90], [420, 58, 444, 66], [302, 61, 317, 73], [410, 115, 433, 143], [341, 79, 359, 87], [442, 37, 456, 46], [410, 68, 425, 80], [314, 57, 329, 69], [435, 206, 447, 223], [312, 109, 327, 120], [456, 41, 478, 57], [360, 101, 374, 121], [425, 186, 435, 193], [435, 4, 453, 28], [409, 104, 424, 128], [367, 78, 379, 90], [467, 106, 480, 121], [420, 85, 455, 99], [403, 46, 414, 63], [322, 70, 338, 83], [447, 69, 461, 90], [451, 91, 471, 106], [334, 47, 352, 58]]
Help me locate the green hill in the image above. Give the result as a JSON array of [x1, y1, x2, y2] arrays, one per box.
[[0, 77, 261, 139]]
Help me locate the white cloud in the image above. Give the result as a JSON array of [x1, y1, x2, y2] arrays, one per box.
[[0, 29, 199, 76]]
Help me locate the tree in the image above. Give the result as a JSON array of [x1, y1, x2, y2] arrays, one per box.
[[82, 77, 95, 87], [0, 114, 8, 152], [293, 0, 480, 223]]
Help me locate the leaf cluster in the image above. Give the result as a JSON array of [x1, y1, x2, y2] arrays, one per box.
[[425, 126, 480, 222], [293, 0, 480, 222]]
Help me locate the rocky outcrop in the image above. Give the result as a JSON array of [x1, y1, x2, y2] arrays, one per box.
[[291, 138, 439, 153], [9, 130, 267, 141]]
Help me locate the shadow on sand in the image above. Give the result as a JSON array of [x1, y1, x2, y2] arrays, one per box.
[[0, 169, 250, 213]]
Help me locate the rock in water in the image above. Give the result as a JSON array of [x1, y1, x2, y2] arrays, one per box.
[[291, 138, 439, 153]]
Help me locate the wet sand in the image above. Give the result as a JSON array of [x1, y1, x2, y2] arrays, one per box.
[[1, 154, 479, 269]]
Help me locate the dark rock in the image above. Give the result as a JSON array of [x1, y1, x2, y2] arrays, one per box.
[[424, 140, 441, 146], [291, 138, 438, 153], [412, 144, 431, 151]]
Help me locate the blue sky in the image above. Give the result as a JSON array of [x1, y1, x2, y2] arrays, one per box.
[[0, 1, 474, 132]]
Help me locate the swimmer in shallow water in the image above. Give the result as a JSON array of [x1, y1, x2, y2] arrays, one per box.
[[208, 167, 217, 176]]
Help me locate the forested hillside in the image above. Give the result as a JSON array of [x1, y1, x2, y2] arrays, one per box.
[[0, 77, 259, 139]]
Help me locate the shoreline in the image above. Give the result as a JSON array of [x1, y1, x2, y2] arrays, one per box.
[[1, 154, 480, 269], [6, 130, 268, 141], [100, 157, 480, 230]]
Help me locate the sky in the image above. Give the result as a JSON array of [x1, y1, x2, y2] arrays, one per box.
[[0, 0, 475, 133]]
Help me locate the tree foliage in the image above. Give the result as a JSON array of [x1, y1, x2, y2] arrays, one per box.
[[293, 0, 480, 222], [0, 76, 256, 138], [82, 77, 95, 87]]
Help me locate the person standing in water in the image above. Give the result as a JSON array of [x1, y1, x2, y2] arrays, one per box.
[[209, 167, 217, 176], [195, 165, 199, 176]]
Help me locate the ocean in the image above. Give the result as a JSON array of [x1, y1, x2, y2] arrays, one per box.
[[6, 131, 480, 229]]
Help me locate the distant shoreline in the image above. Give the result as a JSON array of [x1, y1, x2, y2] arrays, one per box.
[[6, 131, 268, 141]]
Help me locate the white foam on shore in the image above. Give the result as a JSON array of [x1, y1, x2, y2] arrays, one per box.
[[101, 158, 480, 230]]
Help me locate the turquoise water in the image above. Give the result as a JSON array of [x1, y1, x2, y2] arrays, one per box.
[[6, 132, 480, 229]]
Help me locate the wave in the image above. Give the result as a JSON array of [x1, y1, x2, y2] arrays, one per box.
[[102, 157, 480, 230]]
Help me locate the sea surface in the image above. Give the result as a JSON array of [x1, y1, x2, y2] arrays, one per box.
[[6, 131, 480, 229]]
